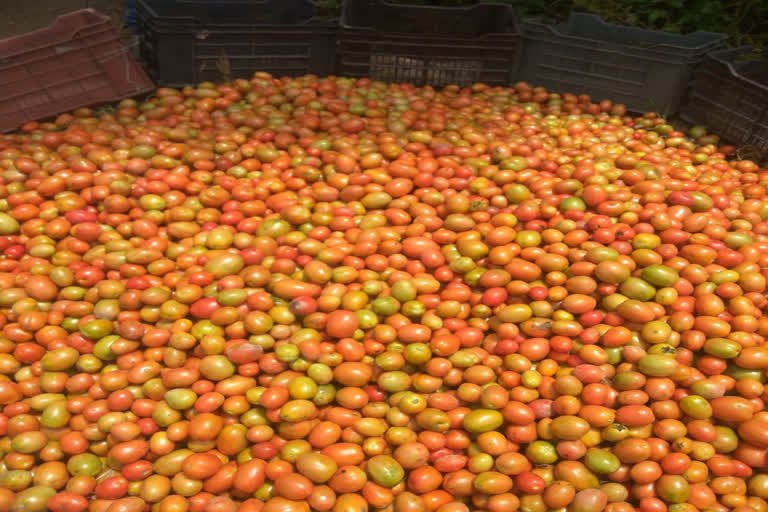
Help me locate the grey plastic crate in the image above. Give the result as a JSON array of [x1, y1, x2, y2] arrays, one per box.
[[516, 13, 726, 115], [681, 46, 768, 154]]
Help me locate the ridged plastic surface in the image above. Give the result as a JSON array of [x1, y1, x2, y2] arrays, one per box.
[[681, 47, 768, 153], [136, 0, 336, 86], [516, 13, 726, 114], [0, 9, 154, 133], [338, 0, 521, 87]]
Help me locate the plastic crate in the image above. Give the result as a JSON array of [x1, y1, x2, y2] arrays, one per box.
[[136, 0, 337, 86], [681, 47, 768, 154], [516, 13, 726, 115], [137, 0, 317, 26], [0, 9, 154, 133], [125, 0, 139, 33], [338, 0, 520, 87]]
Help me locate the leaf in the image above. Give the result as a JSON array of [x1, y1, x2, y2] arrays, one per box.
[[648, 9, 667, 25]]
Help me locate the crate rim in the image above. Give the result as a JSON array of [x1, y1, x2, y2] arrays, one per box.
[[0, 9, 112, 59], [1, 27, 120, 68], [701, 45, 768, 92], [140, 18, 339, 33], [522, 13, 727, 52], [519, 33, 713, 65], [340, 27, 519, 42], [340, 0, 519, 34], [136, 0, 329, 25]]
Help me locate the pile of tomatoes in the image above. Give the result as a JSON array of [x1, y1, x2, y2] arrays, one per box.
[[0, 73, 767, 512]]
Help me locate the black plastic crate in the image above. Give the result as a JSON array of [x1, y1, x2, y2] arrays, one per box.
[[136, 0, 336, 86], [681, 47, 768, 154], [516, 13, 726, 115], [338, 0, 521, 87], [342, 0, 516, 37], [137, 0, 317, 26]]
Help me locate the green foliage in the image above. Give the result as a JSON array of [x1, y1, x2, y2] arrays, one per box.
[[570, 0, 767, 47], [320, 0, 767, 48], [314, 0, 345, 17]]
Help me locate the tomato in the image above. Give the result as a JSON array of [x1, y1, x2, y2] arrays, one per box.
[[615, 405, 655, 427], [94, 475, 129, 499], [187, 413, 223, 441], [570, 489, 608, 512], [328, 465, 367, 493], [629, 461, 662, 484], [710, 396, 754, 422], [232, 459, 266, 494], [46, 493, 89, 512], [584, 449, 621, 474], [325, 310, 359, 338], [550, 415, 591, 440], [474, 471, 514, 494], [401, 465, 440, 494], [365, 454, 404, 488], [542, 480, 576, 508], [462, 409, 503, 433], [739, 417, 768, 448], [516, 472, 545, 493], [262, 497, 311, 512], [274, 473, 314, 500]]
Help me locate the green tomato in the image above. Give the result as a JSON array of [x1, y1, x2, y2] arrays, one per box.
[[463, 409, 504, 433], [366, 455, 404, 487], [679, 395, 712, 420], [619, 277, 656, 301], [525, 440, 558, 464], [67, 453, 103, 477], [584, 449, 621, 474], [641, 264, 679, 287], [637, 354, 679, 377]]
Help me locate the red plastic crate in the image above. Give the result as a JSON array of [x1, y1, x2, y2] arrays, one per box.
[[0, 9, 154, 133]]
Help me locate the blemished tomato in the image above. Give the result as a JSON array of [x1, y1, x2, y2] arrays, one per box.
[[0, 70, 766, 511]]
